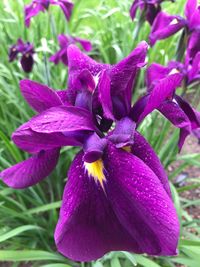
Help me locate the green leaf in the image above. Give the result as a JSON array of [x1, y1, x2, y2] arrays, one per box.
[[0, 250, 65, 262], [179, 239, 200, 246], [119, 252, 137, 266], [171, 257, 199, 267], [0, 225, 42, 242], [111, 257, 121, 267], [24, 201, 61, 215], [181, 245, 200, 261], [41, 264, 71, 267], [133, 255, 161, 267]]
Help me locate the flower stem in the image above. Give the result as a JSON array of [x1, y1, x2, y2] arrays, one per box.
[[48, 10, 57, 39], [44, 53, 50, 87], [176, 28, 188, 62]]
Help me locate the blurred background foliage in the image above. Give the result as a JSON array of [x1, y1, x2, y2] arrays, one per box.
[[0, 0, 200, 266]]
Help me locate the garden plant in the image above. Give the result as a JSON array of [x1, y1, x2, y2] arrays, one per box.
[[0, 0, 200, 266]]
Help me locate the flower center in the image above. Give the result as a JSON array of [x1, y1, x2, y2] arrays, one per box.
[[84, 159, 106, 189], [169, 18, 178, 25], [122, 146, 131, 152], [169, 68, 179, 75]]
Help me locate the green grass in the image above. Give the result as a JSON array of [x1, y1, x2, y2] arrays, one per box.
[[0, 0, 200, 266]]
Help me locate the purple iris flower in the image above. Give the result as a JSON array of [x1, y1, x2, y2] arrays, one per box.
[[8, 39, 35, 73], [49, 34, 92, 66], [132, 63, 200, 149], [149, 0, 200, 46], [130, 0, 162, 25], [25, 0, 74, 27], [0, 45, 179, 260], [168, 53, 200, 85]]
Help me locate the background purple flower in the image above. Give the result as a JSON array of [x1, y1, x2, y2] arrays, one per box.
[[130, 0, 162, 25], [149, 0, 200, 46], [133, 63, 200, 149], [24, 0, 74, 27], [49, 34, 92, 66], [8, 39, 35, 73]]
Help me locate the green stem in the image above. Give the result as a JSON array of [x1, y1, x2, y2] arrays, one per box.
[[48, 10, 57, 39], [176, 28, 188, 62], [44, 53, 50, 86]]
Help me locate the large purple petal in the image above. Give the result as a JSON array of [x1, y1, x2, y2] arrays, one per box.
[[55, 151, 142, 261], [20, 80, 63, 112], [105, 144, 179, 256], [56, 90, 71, 105], [12, 126, 83, 154], [110, 41, 148, 95], [12, 106, 96, 153], [28, 106, 96, 134], [146, 63, 171, 89], [132, 131, 171, 196], [98, 70, 114, 120], [0, 149, 60, 189], [98, 42, 148, 120], [149, 12, 186, 46], [175, 95, 200, 129], [67, 45, 108, 89]]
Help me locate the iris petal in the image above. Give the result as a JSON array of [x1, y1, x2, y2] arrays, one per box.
[[20, 80, 63, 112], [55, 151, 141, 261], [0, 148, 60, 189]]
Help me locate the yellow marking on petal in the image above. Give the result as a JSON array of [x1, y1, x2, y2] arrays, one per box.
[[84, 159, 106, 189], [169, 68, 179, 75], [122, 146, 131, 152], [169, 18, 178, 25]]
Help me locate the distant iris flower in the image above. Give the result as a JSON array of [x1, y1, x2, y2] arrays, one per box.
[[149, 0, 200, 46], [1, 43, 180, 261], [9, 39, 34, 73], [132, 63, 200, 149], [49, 34, 92, 66], [25, 0, 74, 27], [130, 0, 162, 25], [168, 52, 200, 85]]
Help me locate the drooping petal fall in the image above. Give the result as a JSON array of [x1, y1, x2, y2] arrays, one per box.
[[55, 144, 179, 261], [0, 148, 60, 189]]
